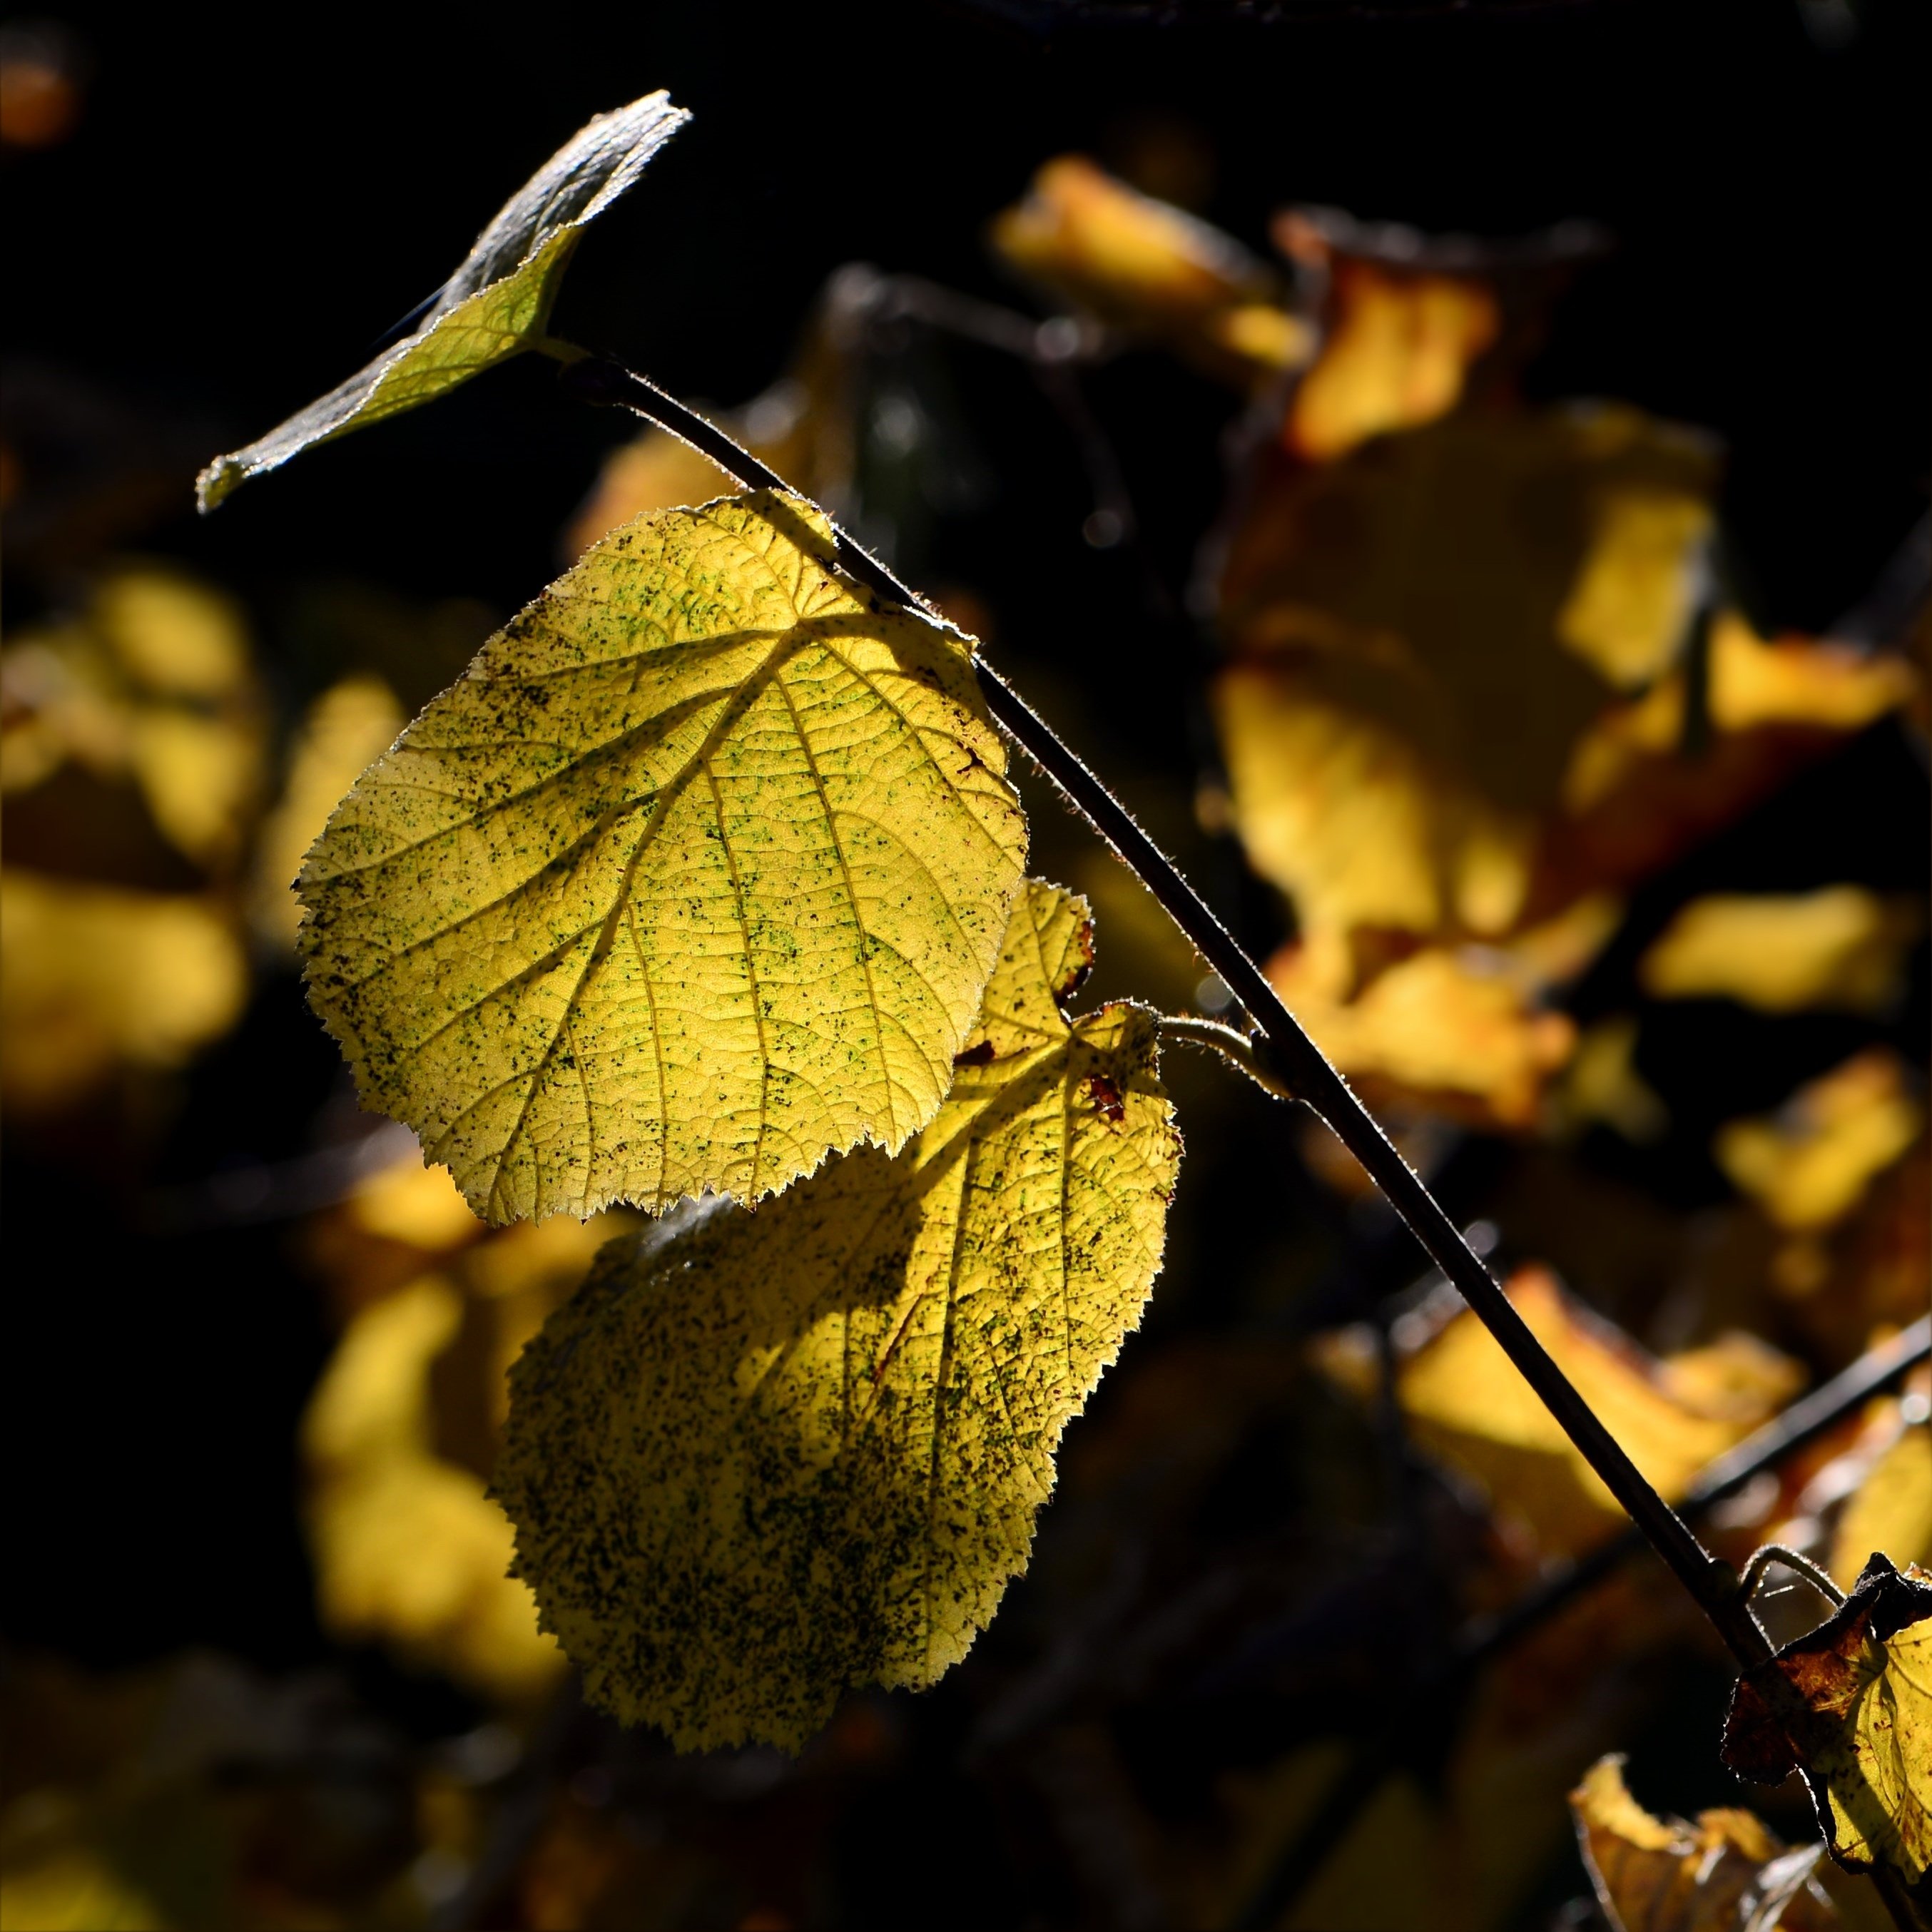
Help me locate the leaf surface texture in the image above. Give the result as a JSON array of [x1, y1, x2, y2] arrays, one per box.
[[496, 881, 1181, 1748], [297, 492, 1026, 1222]]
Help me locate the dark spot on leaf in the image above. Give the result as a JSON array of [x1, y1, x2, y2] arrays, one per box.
[[953, 1039, 997, 1067]]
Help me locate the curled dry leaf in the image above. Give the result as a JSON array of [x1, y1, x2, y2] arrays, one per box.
[[296, 490, 1027, 1224], [1722, 1555, 1932, 1892], [496, 881, 1182, 1750], [1570, 1754, 1838, 1931], [197, 92, 688, 509]]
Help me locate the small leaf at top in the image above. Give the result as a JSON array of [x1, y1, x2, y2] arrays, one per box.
[[1722, 1553, 1932, 1891], [494, 881, 1182, 1750], [296, 491, 1027, 1224], [196, 91, 688, 510]]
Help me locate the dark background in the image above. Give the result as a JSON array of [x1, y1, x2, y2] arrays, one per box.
[[3, 0, 1927, 1921]]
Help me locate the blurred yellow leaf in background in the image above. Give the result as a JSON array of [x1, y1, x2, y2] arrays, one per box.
[[1323, 1268, 1804, 1558], [0, 873, 246, 1112], [992, 156, 1309, 385], [251, 673, 405, 947], [1830, 1416, 1932, 1592], [301, 1276, 565, 1704], [1283, 256, 1498, 462], [2, 567, 266, 875], [1717, 1051, 1924, 1234], [1642, 888, 1923, 1015]]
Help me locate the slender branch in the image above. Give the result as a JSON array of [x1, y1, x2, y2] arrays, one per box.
[[551, 349, 1769, 1673]]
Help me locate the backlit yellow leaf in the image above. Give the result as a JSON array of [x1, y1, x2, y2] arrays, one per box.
[[0, 871, 247, 1111], [1717, 1051, 1924, 1234], [496, 881, 1181, 1750], [1641, 888, 1923, 1015], [197, 93, 688, 509], [1722, 1555, 1932, 1889], [296, 491, 1025, 1224], [251, 673, 406, 947], [1570, 1754, 1837, 1932]]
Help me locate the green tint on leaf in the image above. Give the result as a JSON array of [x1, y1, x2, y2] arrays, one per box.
[[196, 91, 688, 509], [296, 491, 1027, 1224], [495, 882, 1181, 1749]]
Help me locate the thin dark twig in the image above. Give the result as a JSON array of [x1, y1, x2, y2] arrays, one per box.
[[551, 346, 1769, 1677]]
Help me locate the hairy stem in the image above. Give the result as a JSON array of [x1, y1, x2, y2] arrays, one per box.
[[553, 349, 1770, 1672]]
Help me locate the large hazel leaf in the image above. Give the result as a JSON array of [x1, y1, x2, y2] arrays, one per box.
[[295, 492, 1027, 1223], [494, 882, 1181, 1750], [196, 91, 688, 509]]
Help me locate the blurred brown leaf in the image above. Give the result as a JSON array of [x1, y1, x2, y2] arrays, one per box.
[[1570, 1754, 1838, 1931]]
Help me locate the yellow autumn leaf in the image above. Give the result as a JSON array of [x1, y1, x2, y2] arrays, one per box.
[[196, 92, 688, 509], [1342, 1268, 1804, 1558], [496, 881, 1181, 1751], [0, 871, 248, 1111], [1722, 1556, 1932, 1891], [1570, 1755, 1837, 1932], [250, 673, 406, 946], [1641, 888, 1923, 1015], [296, 490, 1026, 1224], [1717, 1050, 1924, 1234], [1831, 1418, 1932, 1592]]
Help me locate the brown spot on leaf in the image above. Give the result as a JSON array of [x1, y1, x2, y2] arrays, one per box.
[[1085, 1074, 1125, 1123]]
